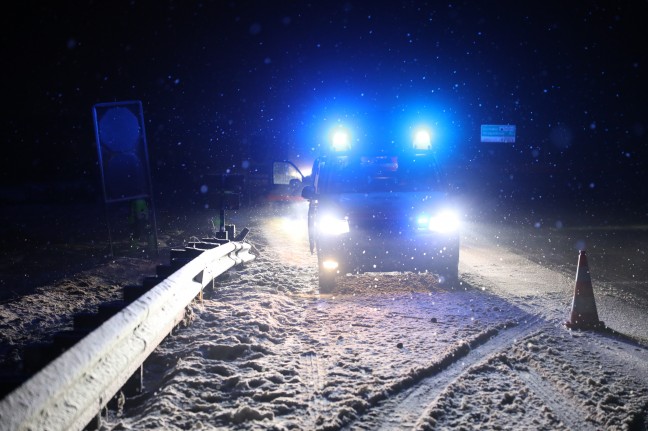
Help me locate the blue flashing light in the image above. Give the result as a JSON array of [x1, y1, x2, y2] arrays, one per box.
[[413, 128, 432, 150], [331, 128, 351, 152]]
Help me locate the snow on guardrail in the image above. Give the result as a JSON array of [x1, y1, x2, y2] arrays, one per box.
[[0, 240, 255, 431]]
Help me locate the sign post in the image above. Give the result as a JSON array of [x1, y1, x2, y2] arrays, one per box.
[[92, 100, 159, 257]]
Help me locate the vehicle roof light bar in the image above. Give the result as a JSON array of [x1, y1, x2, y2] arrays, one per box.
[[413, 128, 432, 151], [332, 128, 351, 152]]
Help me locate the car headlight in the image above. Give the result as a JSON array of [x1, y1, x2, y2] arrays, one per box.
[[317, 214, 350, 235], [418, 209, 460, 233]]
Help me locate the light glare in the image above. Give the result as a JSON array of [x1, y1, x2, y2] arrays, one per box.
[[322, 260, 339, 270], [317, 215, 350, 235], [428, 209, 460, 233], [413, 128, 432, 150], [332, 129, 350, 151]]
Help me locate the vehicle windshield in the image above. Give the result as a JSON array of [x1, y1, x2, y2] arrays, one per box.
[[318, 154, 443, 194]]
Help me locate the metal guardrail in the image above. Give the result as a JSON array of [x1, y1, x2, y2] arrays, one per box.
[[0, 240, 255, 431]]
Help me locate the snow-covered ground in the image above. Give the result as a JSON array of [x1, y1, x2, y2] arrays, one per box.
[[1, 201, 647, 430], [94, 202, 648, 430]]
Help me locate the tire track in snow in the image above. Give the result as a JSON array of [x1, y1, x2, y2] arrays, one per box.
[[300, 351, 325, 429], [344, 317, 543, 430], [512, 367, 591, 431]]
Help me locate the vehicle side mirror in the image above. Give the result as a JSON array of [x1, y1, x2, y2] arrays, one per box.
[[301, 185, 316, 200]]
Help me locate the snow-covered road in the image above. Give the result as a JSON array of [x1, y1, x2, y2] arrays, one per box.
[[461, 219, 648, 345], [100, 203, 648, 430]]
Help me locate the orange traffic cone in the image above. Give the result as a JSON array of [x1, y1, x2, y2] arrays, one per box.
[[565, 250, 604, 330]]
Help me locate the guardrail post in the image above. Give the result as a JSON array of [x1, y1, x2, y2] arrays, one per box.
[[123, 364, 144, 397]]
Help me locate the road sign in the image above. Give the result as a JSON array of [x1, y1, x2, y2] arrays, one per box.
[[481, 124, 516, 143]]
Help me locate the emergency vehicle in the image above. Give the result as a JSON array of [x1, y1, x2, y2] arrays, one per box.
[[300, 126, 461, 292]]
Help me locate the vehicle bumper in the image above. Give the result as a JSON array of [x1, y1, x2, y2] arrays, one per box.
[[317, 230, 459, 275]]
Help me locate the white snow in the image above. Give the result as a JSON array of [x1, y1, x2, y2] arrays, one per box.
[[2, 202, 647, 430], [97, 203, 648, 430]]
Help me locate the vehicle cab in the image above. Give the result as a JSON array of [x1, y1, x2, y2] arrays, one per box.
[[301, 126, 461, 292]]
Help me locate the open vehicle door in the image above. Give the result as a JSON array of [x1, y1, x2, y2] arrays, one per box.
[[270, 161, 304, 203]]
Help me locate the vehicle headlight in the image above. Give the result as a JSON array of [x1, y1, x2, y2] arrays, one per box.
[[317, 214, 350, 235], [418, 209, 460, 233]]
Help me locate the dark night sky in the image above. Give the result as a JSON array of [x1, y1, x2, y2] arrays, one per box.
[[2, 1, 647, 209]]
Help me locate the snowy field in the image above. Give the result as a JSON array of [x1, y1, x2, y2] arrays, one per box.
[[2, 201, 647, 430]]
